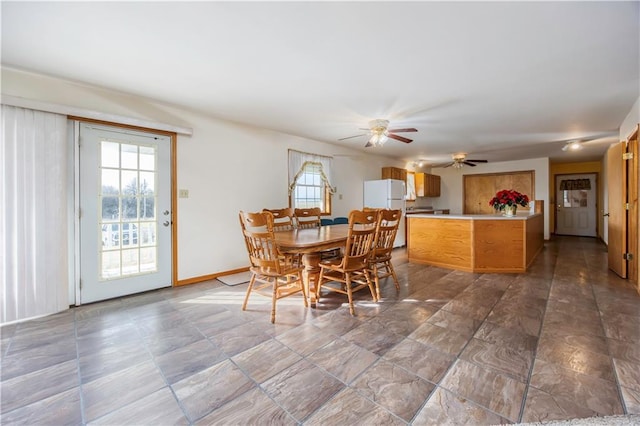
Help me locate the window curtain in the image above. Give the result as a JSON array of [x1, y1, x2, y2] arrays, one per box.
[[1, 105, 69, 324], [560, 179, 591, 190], [287, 149, 336, 195]]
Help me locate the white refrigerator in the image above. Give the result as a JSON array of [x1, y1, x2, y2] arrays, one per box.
[[363, 179, 406, 247]]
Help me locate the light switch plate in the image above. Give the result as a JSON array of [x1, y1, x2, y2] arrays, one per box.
[[179, 189, 189, 198]]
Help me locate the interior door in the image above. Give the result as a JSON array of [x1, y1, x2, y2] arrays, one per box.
[[555, 174, 597, 237], [79, 123, 172, 303], [607, 142, 626, 278]]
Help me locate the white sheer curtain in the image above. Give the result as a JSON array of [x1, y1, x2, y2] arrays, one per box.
[[1, 105, 69, 323], [287, 149, 336, 195]]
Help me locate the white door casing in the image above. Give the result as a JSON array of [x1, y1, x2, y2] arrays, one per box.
[[556, 173, 597, 237], [79, 123, 172, 303]]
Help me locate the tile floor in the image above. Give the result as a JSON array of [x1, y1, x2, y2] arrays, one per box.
[[1, 236, 639, 425]]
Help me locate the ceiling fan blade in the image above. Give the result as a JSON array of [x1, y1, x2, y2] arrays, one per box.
[[387, 133, 413, 143], [463, 161, 477, 167], [387, 128, 418, 133], [442, 162, 455, 168], [364, 140, 373, 148], [338, 133, 366, 141], [466, 159, 488, 163]]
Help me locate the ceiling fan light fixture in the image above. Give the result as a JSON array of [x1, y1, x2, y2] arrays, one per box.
[[452, 161, 464, 169], [368, 126, 389, 146], [563, 140, 583, 151]]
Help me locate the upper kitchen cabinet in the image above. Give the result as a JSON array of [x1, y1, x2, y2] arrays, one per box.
[[415, 173, 441, 197], [381, 167, 407, 182], [406, 172, 416, 200]]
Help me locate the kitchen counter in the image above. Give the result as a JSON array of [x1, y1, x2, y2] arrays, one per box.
[[408, 211, 536, 219], [405, 209, 450, 215], [407, 211, 544, 273]]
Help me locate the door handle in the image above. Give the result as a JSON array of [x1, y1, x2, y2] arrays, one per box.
[[163, 220, 170, 227], [603, 213, 610, 217]]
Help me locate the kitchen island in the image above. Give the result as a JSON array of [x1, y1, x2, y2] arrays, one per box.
[[407, 210, 544, 273]]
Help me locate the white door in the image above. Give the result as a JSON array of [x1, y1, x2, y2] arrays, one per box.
[[79, 123, 172, 303], [556, 173, 597, 237]]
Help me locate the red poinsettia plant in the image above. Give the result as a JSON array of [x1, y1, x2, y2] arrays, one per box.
[[489, 189, 530, 211]]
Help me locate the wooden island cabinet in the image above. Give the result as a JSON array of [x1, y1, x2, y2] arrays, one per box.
[[407, 210, 544, 273]]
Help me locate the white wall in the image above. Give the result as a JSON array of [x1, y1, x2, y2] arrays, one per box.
[[620, 96, 639, 142], [1, 68, 400, 281], [428, 158, 551, 239]]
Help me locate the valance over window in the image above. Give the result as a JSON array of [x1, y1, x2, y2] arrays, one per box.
[[287, 149, 336, 195], [560, 179, 591, 190]]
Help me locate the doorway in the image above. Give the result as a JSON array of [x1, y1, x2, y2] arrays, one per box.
[[78, 123, 173, 303], [555, 173, 597, 237]]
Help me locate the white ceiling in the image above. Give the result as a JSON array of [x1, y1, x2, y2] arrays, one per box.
[[2, 1, 638, 165]]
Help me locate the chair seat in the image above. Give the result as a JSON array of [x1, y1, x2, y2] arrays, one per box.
[[370, 254, 392, 263], [320, 258, 368, 272]]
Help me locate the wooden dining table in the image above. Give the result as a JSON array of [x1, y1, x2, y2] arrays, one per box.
[[274, 224, 349, 306]]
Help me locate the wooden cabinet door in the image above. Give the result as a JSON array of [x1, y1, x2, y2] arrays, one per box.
[[382, 167, 406, 182], [429, 174, 441, 197], [463, 171, 534, 214], [415, 173, 425, 197]]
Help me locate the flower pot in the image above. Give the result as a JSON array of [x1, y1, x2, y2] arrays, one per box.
[[503, 205, 517, 217]]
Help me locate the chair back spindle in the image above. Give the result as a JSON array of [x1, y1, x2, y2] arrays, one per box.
[[295, 207, 322, 229]]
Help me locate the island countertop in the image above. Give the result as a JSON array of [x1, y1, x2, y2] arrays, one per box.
[[407, 211, 541, 220], [407, 211, 544, 273]]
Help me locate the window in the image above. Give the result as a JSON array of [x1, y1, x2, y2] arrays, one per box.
[[288, 149, 335, 215], [292, 162, 331, 213]]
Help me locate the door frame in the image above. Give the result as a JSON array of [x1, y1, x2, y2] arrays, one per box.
[[70, 116, 178, 304], [626, 125, 638, 286], [553, 173, 598, 237]]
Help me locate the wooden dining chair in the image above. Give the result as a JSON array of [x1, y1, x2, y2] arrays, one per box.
[[294, 207, 322, 229], [315, 209, 380, 315], [369, 209, 401, 300], [262, 207, 295, 231], [239, 210, 307, 323]]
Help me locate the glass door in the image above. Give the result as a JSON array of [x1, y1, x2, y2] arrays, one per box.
[[79, 123, 172, 303]]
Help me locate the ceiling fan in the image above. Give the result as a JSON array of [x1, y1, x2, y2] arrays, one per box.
[[443, 153, 488, 169], [339, 119, 418, 147]]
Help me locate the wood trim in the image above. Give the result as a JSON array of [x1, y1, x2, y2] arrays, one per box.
[[68, 116, 178, 137], [626, 124, 638, 287], [176, 266, 250, 287]]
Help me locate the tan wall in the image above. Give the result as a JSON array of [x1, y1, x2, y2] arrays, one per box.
[[549, 161, 603, 238]]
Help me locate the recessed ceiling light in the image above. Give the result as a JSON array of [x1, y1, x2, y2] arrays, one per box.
[[562, 140, 583, 152]]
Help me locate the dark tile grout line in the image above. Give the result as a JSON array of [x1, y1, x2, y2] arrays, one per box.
[[589, 253, 629, 416], [517, 245, 559, 423]]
